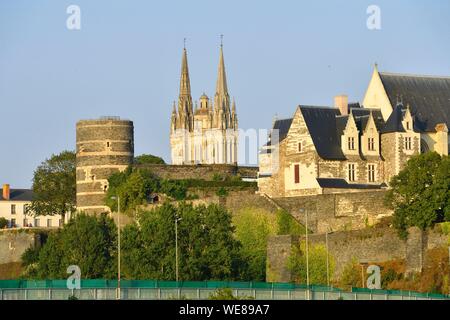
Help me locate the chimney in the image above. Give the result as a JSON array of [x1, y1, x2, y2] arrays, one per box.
[[335, 95, 349, 116], [435, 123, 448, 156], [2, 184, 10, 200]]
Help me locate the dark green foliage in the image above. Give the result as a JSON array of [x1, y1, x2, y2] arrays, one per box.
[[134, 154, 166, 165], [0, 217, 7, 229], [385, 153, 450, 238], [29, 150, 76, 219], [121, 203, 246, 281], [160, 180, 188, 200], [28, 213, 117, 279], [216, 187, 229, 197]]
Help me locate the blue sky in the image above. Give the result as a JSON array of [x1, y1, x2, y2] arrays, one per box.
[[1, 0, 450, 188]]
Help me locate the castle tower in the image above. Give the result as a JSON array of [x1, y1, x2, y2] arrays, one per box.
[[76, 117, 134, 214]]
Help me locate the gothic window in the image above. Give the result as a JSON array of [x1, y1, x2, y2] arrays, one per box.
[[348, 137, 355, 150], [348, 163, 356, 182], [294, 164, 300, 184], [405, 137, 412, 150], [368, 164, 376, 182], [368, 137, 375, 151]]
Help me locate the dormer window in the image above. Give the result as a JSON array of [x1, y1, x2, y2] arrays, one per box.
[[406, 122, 410, 130], [348, 137, 355, 150], [368, 138, 375, 151]]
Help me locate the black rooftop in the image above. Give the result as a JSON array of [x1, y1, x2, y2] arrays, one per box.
[[381, 103, 407, 133], [316, 178, 387, 189], [0, 189, 34, 201], [379, 72, 450, 132]]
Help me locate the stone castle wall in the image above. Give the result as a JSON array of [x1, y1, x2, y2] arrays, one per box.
[[0, 231, 40, 264], [76, 118, 134, 214], [272, 190, 392, 233], [134, 164, 258, 180], [266, 226, 449, 282]]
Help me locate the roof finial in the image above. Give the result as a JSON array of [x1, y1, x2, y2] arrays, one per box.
[[220, 34, 224, 48], [183, 37, 186, 49]]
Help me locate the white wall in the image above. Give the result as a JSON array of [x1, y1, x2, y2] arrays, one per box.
[[0, 200, 64, 228]]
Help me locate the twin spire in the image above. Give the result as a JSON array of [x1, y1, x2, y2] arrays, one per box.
[[177, 41, 231, 113]]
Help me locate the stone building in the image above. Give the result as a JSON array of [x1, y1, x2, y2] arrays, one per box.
[[76, 117, 134, 214], [170, 44, 238, 165], [258, 66, 449, 197]]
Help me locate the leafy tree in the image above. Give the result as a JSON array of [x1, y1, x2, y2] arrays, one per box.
[[288, 241, 335, 286], [385, 153, 450, 238], [0, 217, 7, 229], [105, 167, 160, 213], [27, 213, 117, 279], [121, 203, 245, 281], [160, 179, 187, 200], [338, 258, 362, 290], [134, 154, 166, 165], [232, 208, 277, 281], [29, 151, 76, 221]]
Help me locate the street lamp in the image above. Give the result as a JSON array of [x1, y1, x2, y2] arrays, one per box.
[[111, 196, 121, 300], [175, 216, 182, 283], [299, 208, 309, 300], [325, 228, 334, 288]]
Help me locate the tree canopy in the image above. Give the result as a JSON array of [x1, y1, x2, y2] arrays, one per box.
[[134, 154, 166, 165], [29, 150, 76, 219], [385, 152, 450, 238], [121, 203, 245, 281], [22, 213, 117, 279]]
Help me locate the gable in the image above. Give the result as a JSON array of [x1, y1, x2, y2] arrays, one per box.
[[362, 67, 393, 120]]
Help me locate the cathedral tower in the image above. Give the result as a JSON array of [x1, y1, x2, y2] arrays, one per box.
[[170, 41, 238, 165]]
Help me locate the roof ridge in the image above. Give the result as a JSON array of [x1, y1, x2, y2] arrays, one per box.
[[380, 71, 450, 80]]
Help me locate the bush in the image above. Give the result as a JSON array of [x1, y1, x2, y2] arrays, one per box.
[[0, 217, 7, 229], [338, 258, 362, 290], [276, 210, 306, 235], [209, 288, 253, 300], [216, 187, 229, 197]]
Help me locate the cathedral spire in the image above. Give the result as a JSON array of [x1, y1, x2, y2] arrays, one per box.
[[179, 46, 191, 98], [215, 44, 229, 98]]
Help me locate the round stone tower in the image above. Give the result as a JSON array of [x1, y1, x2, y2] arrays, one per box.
[[76, 117, 134, 214]]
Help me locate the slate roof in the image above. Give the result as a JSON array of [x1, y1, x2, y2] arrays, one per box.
[[316, 178, 387, 189], [299, 106, 346, 160], [272, 118, 293, 143], [379, 72, 450, 132], [381, 103, 407, 133], [0, 189, 34, 201]]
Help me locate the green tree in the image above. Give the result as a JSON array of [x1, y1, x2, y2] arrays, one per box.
[[232, 208, 277, 281], [0, 217, 7, 229], [385, 153, 450, 238], [29, 151, 76, 221], [288, 241, 335, 285], [28, 213, 117, 279], [105, 167, 160, 213], [134, 154, 166, 165], [121, 203, 245, 281]]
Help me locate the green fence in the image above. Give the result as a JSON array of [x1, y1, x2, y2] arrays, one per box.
[[0, 280, 448, 300]]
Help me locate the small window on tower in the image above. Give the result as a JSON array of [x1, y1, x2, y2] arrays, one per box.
[[294, 164, 300, 184], [106, 141, 110, 148], [298, 142, 302, 153]]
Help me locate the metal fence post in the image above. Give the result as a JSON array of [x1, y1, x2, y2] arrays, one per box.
[[48, 288, 52, 300], [197, 289, 200, 300]]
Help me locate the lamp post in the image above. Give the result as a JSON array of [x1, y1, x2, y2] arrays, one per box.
[[175, 216, 182, 283], [111, 196, 121, 300], [300, 208, 309, 300]]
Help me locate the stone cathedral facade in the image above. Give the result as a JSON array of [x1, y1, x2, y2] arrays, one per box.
[[170, 45, 238, 165]]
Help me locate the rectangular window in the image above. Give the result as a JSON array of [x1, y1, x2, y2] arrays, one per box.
[[348, 164, 356, 182], [294, 164, 300, 184], [11, 204, 16, 215], [11, 219, 16, 228], [47, 219, 52, 227], [348, 137, 355, 150], [24, 204, 29, 215], [368, 164, 376, 182], [405, 137, 412, 150], [298, 142, 302, 153], [34, 219, 40, 228], [368, 138, 375, 151], [23, 219, 28, 227]]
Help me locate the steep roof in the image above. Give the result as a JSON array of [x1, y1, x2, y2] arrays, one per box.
[[272, 118, 293, 143], [0, 189, 34, 202], [381, 103, 407, 133], [379, 72, 450, 132], [300, 106, 346, 160]]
